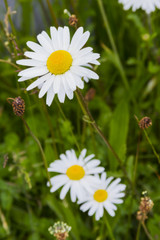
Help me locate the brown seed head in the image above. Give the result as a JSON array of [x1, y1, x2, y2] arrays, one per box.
[[139, 196, 154, 214], [11, 96, 25, 117], [138, 117, 152, 130], [84, 88, 96, 102], [54, 232, 69, 240], [69, 15, 78, 26]]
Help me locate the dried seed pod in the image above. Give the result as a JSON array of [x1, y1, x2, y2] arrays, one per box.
[[69, 14, 78, 26], [8, 96, 25, 117], [139, 117, 152, 130], [84, 88, 96, 102], [139, 196, 154, 214], [136, 192, 154, 223]]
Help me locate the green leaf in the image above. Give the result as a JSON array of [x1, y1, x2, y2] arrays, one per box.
[[109, 100, 129, 170]]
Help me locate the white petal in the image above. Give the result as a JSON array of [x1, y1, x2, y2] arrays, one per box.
[[60, 182, 71, 199], [18, 66, 48, 78], [53, 75, 61, 93], [24, 51, 48, 62], [57, 81, 65, 103], [26, 73, 52, 91], [16, 59, 44, 67], [69, 27, 84, 52], [46, 85, 55, 106], [63, 26, 70, 50], [26, 41, 49, 56], [37, 32, 53, 53], [39, 76, 54, 98], [18, 76, 31, 82], [71, 66, 99, 79], [64, 71, 76, 91]]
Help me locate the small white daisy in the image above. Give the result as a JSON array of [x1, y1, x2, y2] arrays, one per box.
[[17, 26, 100, 106], [118, 0, 160, 14], [79, 172, 126, 220], [47, 149, 105, 202]]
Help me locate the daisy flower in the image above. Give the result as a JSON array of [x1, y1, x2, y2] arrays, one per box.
[[79, 172, 126, 220], [47, 149, 104, 202], [118, 0, 160, 14], [17, 26, 100, 106]]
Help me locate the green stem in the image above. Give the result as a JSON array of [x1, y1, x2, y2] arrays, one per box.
[[136, 223, 141, 240], [142, 222, 153, 240], [0, 59, 20, 69], [143, 129, 160, 164], [135, 115, 160, 164], [4, 0, 16, 36], [46, 0, 58, 27], [104, 214, 115, 240], [75, 89, 131, 184], [21, 117, 51, 186]]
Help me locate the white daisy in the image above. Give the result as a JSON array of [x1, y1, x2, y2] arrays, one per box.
[[47, 149, 104, 202], [79, 172, 126, 221], [118, 0, 160, 14], [17, 26, 100, 106]]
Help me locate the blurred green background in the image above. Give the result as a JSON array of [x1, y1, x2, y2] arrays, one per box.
[[0, 0, 160, 239]]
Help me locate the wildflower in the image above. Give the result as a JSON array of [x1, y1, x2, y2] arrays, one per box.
[[47, 149, 104, 202], [7, 96, 25, 117], [48, 221, 71, 240], [136, 192, 154, 222], [79, 172, 126, 220], [118, 0, 160, 14], [138, 117, 152, 130], [17, 26, 100, 106]]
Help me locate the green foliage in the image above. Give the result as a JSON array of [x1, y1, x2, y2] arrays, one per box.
[[0, 0, 160, 239]]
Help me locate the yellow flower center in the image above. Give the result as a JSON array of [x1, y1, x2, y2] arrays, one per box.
[[94, 189, 108, 202], [47, 50, 73, 75], [66, 165, 85, 180]]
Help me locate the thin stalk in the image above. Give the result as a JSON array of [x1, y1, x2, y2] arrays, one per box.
[[0, 59, 20, 70], [135, 115, 160, 164], [142, 222, 153, 240], [4, 0, 16, 36], [46, 0, 58, 27], [136, 223, 141, 240], [143, 129, 160, 164], [104, 214, 115, 240], [21, 117, 51, 186], [75, 89, 131, 184], [133, 133, 141, 189]]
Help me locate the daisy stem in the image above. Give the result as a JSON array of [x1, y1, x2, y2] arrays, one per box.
[[104, 214, 115, 240], [75, 89, 131, 184], [134, 115, 160, 164], [46, 0, 58, 27], [142, 222, 153, 240], [21, 117, 51, 186], [97, 0, 136, 105]]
